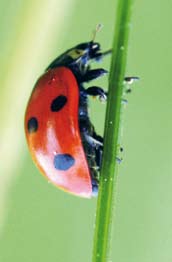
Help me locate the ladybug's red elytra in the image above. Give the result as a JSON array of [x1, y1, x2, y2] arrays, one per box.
[[25, 40, 109, 198]]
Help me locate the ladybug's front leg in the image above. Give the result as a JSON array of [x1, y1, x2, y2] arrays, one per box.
[[79, 68, 107, 82]]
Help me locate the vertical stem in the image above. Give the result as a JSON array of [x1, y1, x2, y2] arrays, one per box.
[[92, 0, 134, 261]]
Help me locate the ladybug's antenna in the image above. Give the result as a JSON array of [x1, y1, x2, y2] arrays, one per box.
[[91, 24, 112, 59], [91, 23, 103, 42]]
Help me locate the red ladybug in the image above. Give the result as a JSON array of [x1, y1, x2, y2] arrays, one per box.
[[25, 40, 110, 198]]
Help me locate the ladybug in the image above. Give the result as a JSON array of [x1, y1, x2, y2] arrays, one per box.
[[24, 39, 110, 198]]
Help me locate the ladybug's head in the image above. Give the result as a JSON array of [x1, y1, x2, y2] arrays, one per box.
[[76, 41, 101, 58], [67, 41, 102, 63]]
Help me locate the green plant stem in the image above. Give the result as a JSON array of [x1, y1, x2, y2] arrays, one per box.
[[92, 0, 134, 261]]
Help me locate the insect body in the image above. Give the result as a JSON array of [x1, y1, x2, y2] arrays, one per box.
[[25, 41, 109, 198]]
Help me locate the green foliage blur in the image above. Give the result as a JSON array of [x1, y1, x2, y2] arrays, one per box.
[[0, 0, 172, 261]]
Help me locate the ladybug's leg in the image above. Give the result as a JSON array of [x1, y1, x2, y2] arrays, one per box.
[[85, 86, 130, 103], [92, 132, 123, 164], [95, 146, 103, 171], [83, 128, 104, 149], [86, 132, 103, 171], [84, 133, 103, 148], [79, 68, 107, 82], [85, 86, 107, 101], [85, 131, 123, 169], [92, 131, 103, 145], [85, 76, 139, 100], [90, 49, 112, 63], [87, 131, 103, 171]]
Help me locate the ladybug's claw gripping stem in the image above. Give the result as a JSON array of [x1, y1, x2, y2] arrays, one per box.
[[123, 76, 139, 94], [124, 76, 139, 84]]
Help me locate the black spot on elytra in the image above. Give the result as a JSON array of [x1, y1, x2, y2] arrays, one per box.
[[54, 154, 75, 171], [27, 117, 38, 133], [51, 95, 67, 112]]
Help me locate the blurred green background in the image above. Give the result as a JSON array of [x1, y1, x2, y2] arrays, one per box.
[[0, 0, 172, 261]]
